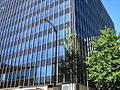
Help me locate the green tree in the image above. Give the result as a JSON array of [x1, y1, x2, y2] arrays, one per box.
[[59, 32, 82, 83], [85, 28, 120, 90]]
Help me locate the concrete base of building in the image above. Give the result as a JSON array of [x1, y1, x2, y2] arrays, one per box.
[[0, 86, 48, 90], [62, 83, 97, 90], [48, 87, 58, 90], [0, 83, 96, 90]]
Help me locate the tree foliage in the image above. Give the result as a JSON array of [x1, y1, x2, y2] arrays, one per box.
[[85, 28, 120, 90], [59, 32, 82, 82]]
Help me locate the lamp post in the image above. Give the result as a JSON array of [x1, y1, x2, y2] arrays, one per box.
[[44, 19, 57, 87]]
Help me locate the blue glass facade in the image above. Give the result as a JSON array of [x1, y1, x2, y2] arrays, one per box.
[[74, 0, 114, 86], [0, 0, 114, 89]]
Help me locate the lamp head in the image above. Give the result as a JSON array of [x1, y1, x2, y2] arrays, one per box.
[[44, 18, 49, 22]]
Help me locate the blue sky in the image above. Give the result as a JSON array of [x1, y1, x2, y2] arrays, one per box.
[[102, 0, 120, 34]]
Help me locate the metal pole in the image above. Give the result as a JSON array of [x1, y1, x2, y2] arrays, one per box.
[[54, 29, 57, 87], [44, 19, 57, 87]]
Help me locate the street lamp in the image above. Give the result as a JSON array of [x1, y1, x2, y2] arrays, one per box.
[[44, 19, 57, 87]]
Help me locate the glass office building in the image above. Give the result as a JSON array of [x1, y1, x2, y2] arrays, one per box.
[[0, 0, 114, 89]]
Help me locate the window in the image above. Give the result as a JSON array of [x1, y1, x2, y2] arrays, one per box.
[[21, 70, 25, 79], [25, 41, 29, 49], [17, 71, 20, 80], [27, 29, 31, 36], [30, 69, 34, 78], [59, 3, 64, 11], [37, 51, 41, 61], [29, 40, 33, 48], [52, 48, 56, 57], [40, 24, 44, 31], [41, 67, 45, 77], [11, 59, 15, 66], [59, 30, 64, 39], [53, 32, 56, 41], [21, 43, 25, 50], [15, 57, 19, 66], [59, 16, 64, 24], [19, 56, 23, 65], [32, 52, 37, 62], [59, 45, 65, 56], [46, 65, 52, 76], [49, 8, 53, 15], [54, 6, 58, 13], [65, 13, 70, 22], [5, 73, 8, 81], [35, 25, 39, 33], [36, 67, 40, 78], [13, 72, 17, 80], [65, 1, 70, 8], [31, 27, 35, 35], [52, 65, 55, 76], [54, 18, 59, 26], [23, 55, 27, 64], [0, 74, 5, 81], [25, 70, 29, 79], [48, 33, 52, 42], [85, 0, 88, 4], [42, 50, 46, 60], [43, 35, 47, 44], [47, 48, 52, 58], [14, 45, 17, 53], [38, 37, 43, 45], [8, 73, 12, 80], [28, 54, 32, 63]]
